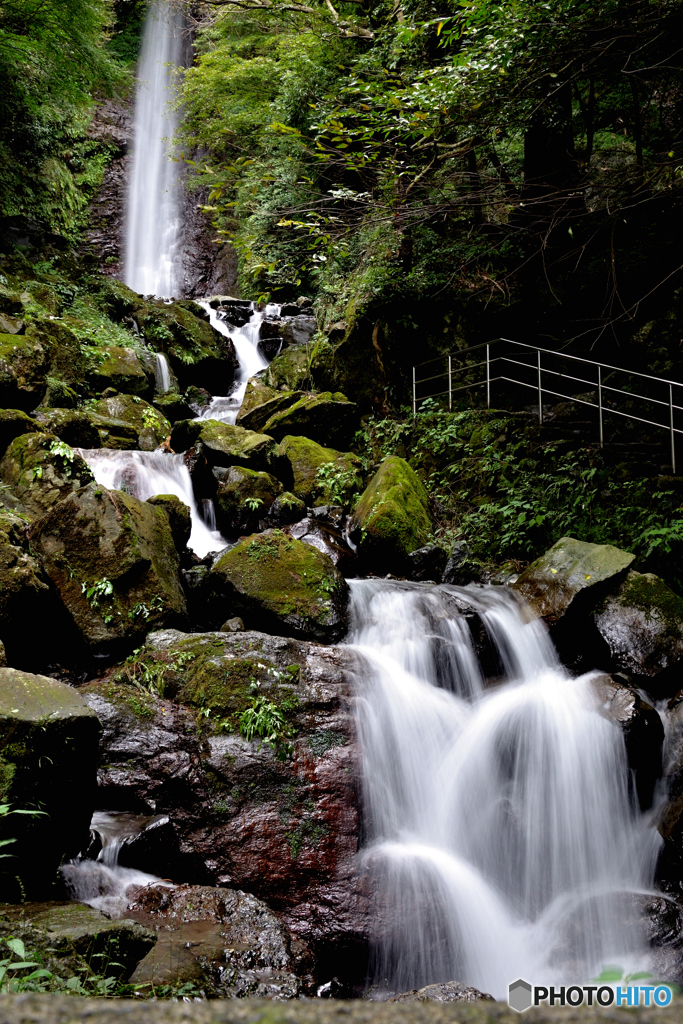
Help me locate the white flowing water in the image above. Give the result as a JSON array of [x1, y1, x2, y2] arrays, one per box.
[[76, 449, 225, 559], [349, 580, 662, 999], [125, 1, 185, 296], [155, 352, 172, 393]]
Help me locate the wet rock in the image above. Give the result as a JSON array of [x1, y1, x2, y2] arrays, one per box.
[[407, 544, 448, 583], [349, 456, 433, 575], [126, 884, 313, 997], [86, 345, 153, 398], [297, 296, 313, 308], [213, 465, 283, 536], [279, 303, 301, 317], [0, 668, 100, 900], [512, 536, 635, 625], [392, 981, 495, 1002], [29, 482, 187, 654], [185, 386, 213, 417], [83, 629, 365, 953], [281, 315, 317, 348], [135, 302, 238, 392], [236, 383, 306, 435], [261, 392, 358, 449], [92, 393, 171, 450], [284, 517, 355, 576], [153, 391, 194, 424], [85, 412, 139, 450], [220, 616, 245, 632], [171, 419, 288, 481], [441, 542, 484, 586], [0, 902, 156, 980], [265, 346, 313, 392], [266, 492, 307, 526], [0, 408, 40, 457], [593, 571, 683, 696], [32, 409, 100, 449], [147, 494, 192, 552], [210, 529, 348, 643], [280, 435, 361, 506], [0, 432, 95, 516], [0, 331, 51, 410]]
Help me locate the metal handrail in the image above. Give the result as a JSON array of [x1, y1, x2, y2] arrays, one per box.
[[412, 339, 682, 473]]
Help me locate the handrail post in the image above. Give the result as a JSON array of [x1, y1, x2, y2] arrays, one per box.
[[412, 365, 416, 417], [598, 366, 603, 447], [448, 355, 452, 413], [537, 350, 543, 424], [486, 344, 490, 408], [670, 383, 676, 474]]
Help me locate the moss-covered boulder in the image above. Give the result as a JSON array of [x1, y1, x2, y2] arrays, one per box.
[[0, 332, 50, 410], [0, 668, 100, 900], [0, 511, 53, 663], [32, 409, 100, 449], [268, 491, 307, 526], [236, 379, 306, 434], [153, 390, 193, 423], [264, 346, 314, 392], [513, 536, 636, 625], [349, 455, 433, 573], [85, 412, 139, 450], [27, 319, 85, 395], [147, 494, 192, 551], [0, 433, 95, 516], [92, 394, 171, 450], [0, 409, 40, 457], [213, 466, 283, 537], [86, 345, 152, 398], [593, 571, 683, 694], [279, 435, 361, 506], [261, 391, 359, 449], [29, 482, 187, 653], [210, 530, 348, 643], [170, 419, 287, 479], [135, 302, 238, 392]]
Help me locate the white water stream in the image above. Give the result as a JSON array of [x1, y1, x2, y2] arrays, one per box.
[[125, 1, 185, 296], [349, 580, 662, 998], [195, 301, 272, 424]]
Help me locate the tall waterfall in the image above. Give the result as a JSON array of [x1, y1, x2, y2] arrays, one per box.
[[125, 2, 185, 297], [348, 580, 662, 999]]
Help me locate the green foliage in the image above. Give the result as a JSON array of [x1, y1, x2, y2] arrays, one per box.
[[81, 576, 114, 623], [315, 460, 361, 505]]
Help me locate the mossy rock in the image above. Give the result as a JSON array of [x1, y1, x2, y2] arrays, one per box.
[[0, 409, 40, 458], [210, 529, 348, 643], [213, 465, 283, 537], [593, 571, 683, 690], [0, 667, 100, 900], [262, 392, 358, 449], [147, 494, 192, 551], [153, 391, 193, 424], [0, 287, 24, 317], [33, 409, 100, 449], [86, 345, 152, 398], [264, 346, 312, 392], [0, 332, 50, 411], [135, 303, 238, 392], [26, 318, 85, 393], [349, 455, 433, 573], [170, 419, 288, 480], [236, 379, 306, 434], [29, 482, 187, 653], [92, 394, 171, 450], [0, 432, 95, 516], [513, 536, 636, 624], [279, 435, 362, 506], [0, 512, 53, 661], [85, 412, 139, 450]]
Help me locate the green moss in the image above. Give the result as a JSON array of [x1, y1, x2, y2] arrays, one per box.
[[307, 730, 346, 757], [279, 434, 360, 505], [286, 818, 330, 859], [617, 571, 683, 631], [0, 755, 16, 800], [351, 455, 433, 570]]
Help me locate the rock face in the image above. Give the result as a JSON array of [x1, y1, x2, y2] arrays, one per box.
[[33, 409, 100, 449], [29, 483, 187, 653], [512, 536, 635, 624], [0, 433, 95, 516], [350, 456, 433, 574], [279, 435, 361, 506], [126, 884, 314, 998], [0, 668, 100, 900], [82, 629, 366, 970], [210, 530, 348, 643], [86, 345, 153, 398], [593, 571, 683, 694]]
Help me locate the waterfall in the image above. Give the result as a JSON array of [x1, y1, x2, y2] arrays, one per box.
[[76, 449, 225, 559], [125, 1, 185, 297], [348, 580, 662, 999], [194, 301, 271, 425], [155, 352, 172, 393]]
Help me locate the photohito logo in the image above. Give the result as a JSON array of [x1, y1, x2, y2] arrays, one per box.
[[508, 978, 674, 1012]]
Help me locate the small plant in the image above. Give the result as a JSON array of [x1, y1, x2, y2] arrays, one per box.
[[49, 440, 77, 478], [244, 496, 264, 512], [315, 461, 359, 505], [81, 577, 115, 623], [239, 681, 295, 759], [128, 595, 164, 622]]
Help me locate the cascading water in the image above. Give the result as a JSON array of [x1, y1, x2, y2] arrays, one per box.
[[155, 352, 172, 393], [125, 1, 185, 296], [348, 580, 662, 999]]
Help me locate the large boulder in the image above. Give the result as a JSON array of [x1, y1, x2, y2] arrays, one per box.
[[29, 482, 187, 653], [0, 409, 40, 457], [134, 301, 238, 392], [512, 536, 635, 625], [349, 455, 433, 574], [0, 668, 100, 900], [86, 345, 152, 398], [236, 380, 306, 434], [32, 409, 100, 449], [0, 433, 95, 516], [91, 394, 171, 450], [82, 629, 366, 966], [593, 571, 683, 696], [210, 530, 348, 643], [126, 884, 313, 997], [279, 435, 361, 507], [170, 419, 287, 479], [260, 392, 359, 449], [213, 465, 283, 536], [0, 332, 51, 410], [27, 319, 85, 395]]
